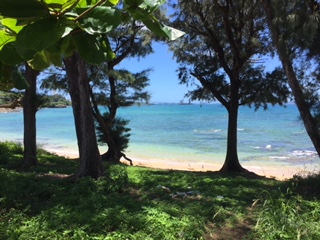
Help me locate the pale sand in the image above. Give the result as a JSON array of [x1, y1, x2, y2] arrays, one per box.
[[0, 107, 23, 113], [48, 148, 319, 181]]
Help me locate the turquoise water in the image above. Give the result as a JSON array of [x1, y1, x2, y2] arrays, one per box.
[[0, 104, 318, 168]]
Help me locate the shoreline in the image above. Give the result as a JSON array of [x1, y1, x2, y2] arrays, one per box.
[[47, 148, 319, 181], [0, 107, 23, 113]]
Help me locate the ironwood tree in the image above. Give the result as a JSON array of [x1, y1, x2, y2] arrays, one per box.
[[263, 0, 320, 157], [169, 0, 290, 172], [88, 20, 152, 163]]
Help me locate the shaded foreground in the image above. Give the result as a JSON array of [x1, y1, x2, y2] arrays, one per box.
[[1, 142, 320, 239]]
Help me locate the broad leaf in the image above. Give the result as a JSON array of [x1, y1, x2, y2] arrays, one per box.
[[15, 27, 38, 60], [1, 18, 24, 33], [125, 0, 165, 21], [27, 52, 51, 71], [43, 0, 79, 13], [46, 36, 71, 55], [0, 0, 48, 19], [77, 7, 121, 34], [12, 67, 29, 89], [16, 17, 75, 53], [0, 30, 15, 51], [0, 63, 14, 90], [64, 37, 77, 57], [104, 0, 120, 7], [104, 37, 116, 61], [0, 64, 28, 90], [139, 0, 166, 13], [125, 0, 164, 13], [142, 16, 185, 40], [77, 0, 102, 7], [123, 0, 144, 8], [157, 24, 185, 41], [45, 51, 63, 67], [0, 42, 24, 65], [74, 32, 106, 64]]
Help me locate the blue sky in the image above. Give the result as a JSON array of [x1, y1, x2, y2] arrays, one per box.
[[118, 42, 281, 104], [118, 42, 191, 103]]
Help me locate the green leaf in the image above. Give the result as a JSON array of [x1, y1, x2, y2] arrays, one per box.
[[104, 37, 116, 61], [27, 52, 51, 71], [142, 16, 185, 40], [43, 0, 79, 14], [0, 63, 14, 90], [77, 0, 103, 7], [139, 0, 166, 12], [0, 64, 28, 90], [157, 24, 185, 41], [125, 0, 164, 14], [0, 0, 48, 19], [15, 27, 38, 60], [77, 6, 121, 34], [45, 51, 63, 67], [46, 36, 71, 54], [0, 42, 24, 66], [12, 67, 29, 89], [1, 18, 24, 33], [0, 30, 15, 51], [74, 32, 106, 64], [104, 0, 120, 7], [16, 17, 75, 53], [64, 37, 77, 57], [124, 0, 144, 8]]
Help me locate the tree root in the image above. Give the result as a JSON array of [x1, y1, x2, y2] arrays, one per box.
[[121, 152, 133, 166]]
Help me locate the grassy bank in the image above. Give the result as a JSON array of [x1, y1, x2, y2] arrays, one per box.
[[0, 141, 320, 239]]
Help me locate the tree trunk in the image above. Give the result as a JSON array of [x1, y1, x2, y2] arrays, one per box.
[[263, 0, 320, 156], [90, 66, 124, 163], [90, 84, 120, 163], [23, 63, 39, 167], [64, 53, 103, 178], [220, 102, 247, 172]]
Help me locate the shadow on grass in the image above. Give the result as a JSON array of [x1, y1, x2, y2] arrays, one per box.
[[1, 141, 319, 239]]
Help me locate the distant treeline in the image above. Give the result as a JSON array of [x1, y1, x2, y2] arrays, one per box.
[[0, 91, 70, 108]]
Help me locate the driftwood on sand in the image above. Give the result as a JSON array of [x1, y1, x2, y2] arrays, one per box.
[[0, 98, 22, 113], [0, 98, 21, 109]]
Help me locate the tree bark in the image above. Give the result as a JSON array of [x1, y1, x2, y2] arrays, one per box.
[[64, 53, 103, 178], [263, 0, 320, 156], [220, 90, 247, 172], [23, 63, 39, 167]]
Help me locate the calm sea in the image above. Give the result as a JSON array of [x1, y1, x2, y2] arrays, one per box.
[[0, 104, 319, 169]]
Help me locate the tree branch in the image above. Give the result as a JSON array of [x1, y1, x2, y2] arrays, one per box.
[[194, 1, 233, 78], [75, 0, 107, 22], [190, 72, 229, 109]]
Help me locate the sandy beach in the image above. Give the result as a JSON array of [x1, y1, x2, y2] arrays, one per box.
[[124, 158, 318, 180], [47, 148, 319, 181]]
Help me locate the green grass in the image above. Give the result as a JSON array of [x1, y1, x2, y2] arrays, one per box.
[[0, 141, 320, 239]]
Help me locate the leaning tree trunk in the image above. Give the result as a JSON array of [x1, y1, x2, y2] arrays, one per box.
[[220, 100, 247, 172], [23, 63, 39, 167], [102, 72, 121, 162], [90, 84, 120, 163], [64, 53, 103, 178], [263, 0, 320, 156]]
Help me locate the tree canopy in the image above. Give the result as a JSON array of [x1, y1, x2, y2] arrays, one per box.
[[0, 0, 184, 90], [169, 0, 290, 172]]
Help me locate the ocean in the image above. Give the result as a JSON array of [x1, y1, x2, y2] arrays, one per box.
[[0, 104, 319, 172]]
